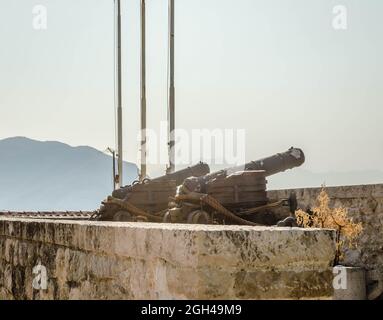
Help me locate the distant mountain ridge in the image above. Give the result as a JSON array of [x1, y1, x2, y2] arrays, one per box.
[[0, 137, 138, 211]]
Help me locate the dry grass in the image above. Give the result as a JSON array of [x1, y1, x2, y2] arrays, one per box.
[[295, 188, 363, 264]]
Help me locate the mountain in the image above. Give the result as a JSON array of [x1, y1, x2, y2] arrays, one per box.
[[0, 137, 138, 211]]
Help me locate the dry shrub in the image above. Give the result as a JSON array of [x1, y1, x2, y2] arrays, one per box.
[[295, 188, 363, 264]]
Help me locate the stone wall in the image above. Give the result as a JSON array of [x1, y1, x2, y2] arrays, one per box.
[[269, 183, 383, 271], [0, 218, 336, 300]]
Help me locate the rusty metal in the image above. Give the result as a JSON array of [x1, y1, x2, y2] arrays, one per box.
[[235, 147, 305, 176], [206, 170, 268, 209], [168, 147, 306, 226], [203, 147, 305, 183], [102, 196, 163, 222], [178, 148, 305, 197], [175, 192, 262, 226], [97, 162, 210, 221], [124, 180, 176, 213], [112, 162, 210, 200], [186, 210, 212, 224]]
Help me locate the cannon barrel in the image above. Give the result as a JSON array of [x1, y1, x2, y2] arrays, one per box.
[[230, 147, 305, 177], [151, 162, 210, 185], [193, 147, 305, 184], [112, 162, 210, 199]]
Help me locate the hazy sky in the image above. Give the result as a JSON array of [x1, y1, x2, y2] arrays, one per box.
[[0, 0, 382, 175]]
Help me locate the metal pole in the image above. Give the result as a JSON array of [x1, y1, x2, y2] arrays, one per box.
[[112, 150, 116, 190], [106, 147, 117, 191], [106, 147, 116, 190], [140, 0, 147, 181], [167, 0, 175, 174], [116, 0, 123, 187]]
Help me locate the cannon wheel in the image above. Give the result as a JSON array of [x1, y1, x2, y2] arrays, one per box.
[[187, 210, 212, 224], [112, 210, 133, 222]]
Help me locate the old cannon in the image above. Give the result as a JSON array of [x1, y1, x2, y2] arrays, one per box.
[[97, 147, 305, 225], [176, 147, 305, 191], [165, 147, 304, 225], [97, 162, 210, 221]]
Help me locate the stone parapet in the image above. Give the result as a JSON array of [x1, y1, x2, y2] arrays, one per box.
[[0, 218, 336, 300]]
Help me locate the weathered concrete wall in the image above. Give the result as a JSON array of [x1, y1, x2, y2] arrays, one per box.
[[0, 218, 336, 300], [269, 184, 383, 271]]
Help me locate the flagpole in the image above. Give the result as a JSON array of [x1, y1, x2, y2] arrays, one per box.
[[167, 0, 175, 174], [140, 0, 147, 181], [116, 0, 123, 187]]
